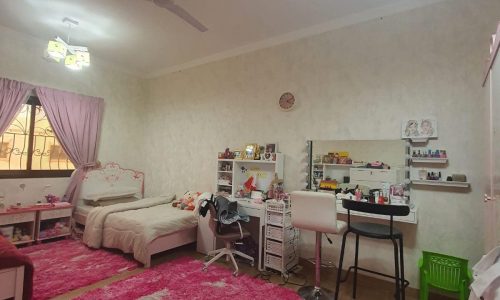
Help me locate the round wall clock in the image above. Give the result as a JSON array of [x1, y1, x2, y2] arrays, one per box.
[[279, 92, 296, 111]]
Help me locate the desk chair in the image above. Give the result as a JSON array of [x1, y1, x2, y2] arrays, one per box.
[[334, 199, 410, 300], [201, 202, 254, 276], [290, 191, 347, 300]]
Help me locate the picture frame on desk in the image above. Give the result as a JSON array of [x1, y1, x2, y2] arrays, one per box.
[[244, 144, 258, 160], [265, 143, 278, 154], [233, 150, 244, 160], [263, 152, 276, 161]]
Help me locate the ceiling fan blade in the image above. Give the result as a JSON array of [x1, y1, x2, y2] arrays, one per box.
[[152, 0, 208, 32]]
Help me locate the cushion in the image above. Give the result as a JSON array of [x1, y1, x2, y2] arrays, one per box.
[[84, 196, 139, 207], [82, 186, 140, 202]]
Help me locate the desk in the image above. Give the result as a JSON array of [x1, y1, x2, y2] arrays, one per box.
[[235, 199, 265, 271], [196, 198, 266, 271]]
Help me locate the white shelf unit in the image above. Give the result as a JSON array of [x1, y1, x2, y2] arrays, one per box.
[[216, 154, 285, 197], [408, 145, 469, 191], [264, 200, 299, 276]]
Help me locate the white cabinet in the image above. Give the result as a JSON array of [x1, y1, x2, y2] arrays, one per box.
[[350, 168, 402, 189], [264, 200, 299, 276]]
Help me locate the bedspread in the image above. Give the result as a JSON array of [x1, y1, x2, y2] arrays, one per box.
[[83, 195, 197, 264]]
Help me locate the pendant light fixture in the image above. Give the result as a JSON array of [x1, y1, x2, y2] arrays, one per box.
[[45, 18, 90, 70]]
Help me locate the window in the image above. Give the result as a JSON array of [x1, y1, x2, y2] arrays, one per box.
[[0, 96, 74, 178]]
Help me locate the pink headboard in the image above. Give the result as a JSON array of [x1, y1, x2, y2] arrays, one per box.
[[80, 162, 145, 199]]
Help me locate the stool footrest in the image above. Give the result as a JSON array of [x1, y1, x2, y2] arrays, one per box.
[[340, 265, 409, 288]]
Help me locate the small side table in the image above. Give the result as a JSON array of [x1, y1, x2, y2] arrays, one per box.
[[36, 206, 72, 242], [0, 209, 37, 246]]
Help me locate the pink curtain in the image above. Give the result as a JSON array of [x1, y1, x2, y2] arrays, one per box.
[[35, 87, 104, 204], [0, 78, 34, 134]]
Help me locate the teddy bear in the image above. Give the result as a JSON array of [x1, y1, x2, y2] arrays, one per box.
[[172, 191, 201, 211], [12, 227, 22, 242]]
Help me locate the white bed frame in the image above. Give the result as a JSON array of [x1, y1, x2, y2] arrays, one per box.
[[73, 162, 197, 267], [0, 265, 24, 300]]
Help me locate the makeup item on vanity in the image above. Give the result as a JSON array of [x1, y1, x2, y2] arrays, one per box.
[[343, 176, 350, 184], [452, 174, 467, 182], [446, 176, 453, 181], [355, 189, 362, 201]]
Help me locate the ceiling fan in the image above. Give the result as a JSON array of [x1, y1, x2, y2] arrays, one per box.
[[148, 0, 208, 32]]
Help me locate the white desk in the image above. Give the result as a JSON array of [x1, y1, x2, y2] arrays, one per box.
[[235, 199, 266, 271], [196, 198, 266, 271]]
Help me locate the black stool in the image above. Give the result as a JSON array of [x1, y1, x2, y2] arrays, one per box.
[[334, 199, 410, 300]]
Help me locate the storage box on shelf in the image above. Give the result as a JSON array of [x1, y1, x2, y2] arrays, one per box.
[[264, 200, 299, 276]]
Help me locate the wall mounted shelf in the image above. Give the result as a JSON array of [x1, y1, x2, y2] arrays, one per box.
[[410, 157, 448, 164], [313, 163, 364, 167], [411, 180, 470, 188]]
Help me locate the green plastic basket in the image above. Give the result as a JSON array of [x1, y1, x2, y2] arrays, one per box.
[[418, 251, 472, 300]]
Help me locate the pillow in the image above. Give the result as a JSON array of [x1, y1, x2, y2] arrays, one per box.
[[82, 186, 140, 202], [84, 196, 139, 207], [172, 191, 201, 211]]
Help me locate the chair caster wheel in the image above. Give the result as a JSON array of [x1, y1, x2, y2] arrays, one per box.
[[250, 262, 254, 267], [233, 271, 238, 277], [202, 266, 207, 272]]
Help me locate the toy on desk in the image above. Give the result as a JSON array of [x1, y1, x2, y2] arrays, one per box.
[[244, 176, 257, 193], [267, 173, 285, 200]]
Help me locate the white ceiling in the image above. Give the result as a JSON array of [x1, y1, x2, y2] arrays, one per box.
[[0, 0, 442, 77]]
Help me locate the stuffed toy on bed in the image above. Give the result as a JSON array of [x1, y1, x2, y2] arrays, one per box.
[[172, 191, 201, 210]]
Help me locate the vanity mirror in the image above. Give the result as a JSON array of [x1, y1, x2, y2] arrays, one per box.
[[306, 139, 407, 197]]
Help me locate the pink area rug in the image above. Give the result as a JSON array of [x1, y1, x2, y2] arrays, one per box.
[[77, 257, 300, 300], [19, 239, 138, 300]]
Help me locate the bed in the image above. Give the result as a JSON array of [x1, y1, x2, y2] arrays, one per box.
[[74, 163, 198, 267]]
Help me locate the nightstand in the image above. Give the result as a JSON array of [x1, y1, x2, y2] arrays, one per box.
[[0, 209, 37, 245], [36, 206, 72, 242]]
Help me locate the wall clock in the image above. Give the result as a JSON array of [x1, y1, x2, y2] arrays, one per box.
[[279, 92, 296, 111]]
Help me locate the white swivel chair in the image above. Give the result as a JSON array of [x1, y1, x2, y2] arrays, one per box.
[[290, 191, 347, 300]]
